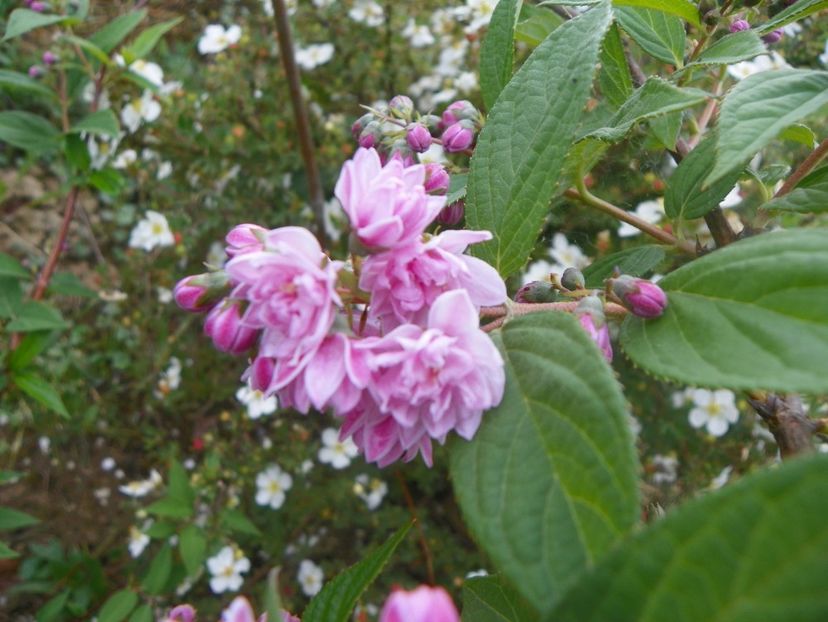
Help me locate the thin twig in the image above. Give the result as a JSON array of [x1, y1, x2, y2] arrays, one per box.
[[31, 187, 80, 301], [271, 0, 327, 245], [394, 471, 435, 585], [774, 136, 828, 198]]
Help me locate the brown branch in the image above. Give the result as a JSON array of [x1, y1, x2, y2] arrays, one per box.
[[31, 187, 80, 301], [774, 136, 828, 198], [394, 471, 435, 585], [271, 0, 327, 245], [748, 393, 817, 459]]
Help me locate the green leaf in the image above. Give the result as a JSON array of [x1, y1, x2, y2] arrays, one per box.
[[128, 604, 153, 622], [36, 589, 70, 622], [778, 123, 817, 148], [0, 506, 40, 530], [59, 34, 112, 65], [549, 455, 828, 621], [621, 228, 828, 393], [0, 253, 29, 279], [451, 312, 640, 614], [47, 272, 96, 298], [6, 302, 69, 332], [145, 521, 176, 539], [167, 461, 195, 506], [648, 109, 682, 150], [462, 575, 540, 622], [9, 331, 54, 371], [761, 175, 828, 214], [0, 277, 24, 319], [141, 544, 173, 595], [612, 0, 699, 27], [265, 568, 285, 622], [89, 168, 126, 195], [97, 590, 138, 622], [583, 245, 666, 287], [706, 69, 828, 186], [145, 497, 192, 520], [124, 17, 183, 60], [480, 0, 523, 111], [0, 111, 60, 155], [179, 525, 207, 577], [598, 23, 633, 109], [220, 508, 261, 536], [582, 77, 707, 143], [756, 0, 828, 34], [515, 4, 563, 47], [664, 132, 743, 221], [71, 109, 120, 137], [0, 541, 18, 559], [64, 133, 92, 173], [0, 69, 55, 100], [447, 173, 468, 205], [685, 30, 766, 67], [303, 523, 412, 622], [466, 2, 613, 278], [13, 372, 69, 418], [3, 9, 72, 41], [89, 9, 148, 53], [615, 7, 685, 67]]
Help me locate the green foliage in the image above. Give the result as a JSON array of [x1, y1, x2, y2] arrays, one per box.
[[612, 0, 699, 27], [615, 7, 685, 66], [466, 1, 613, 277], [141, 544, 173, 595], [71, 110, 121, 138], [3, 9, 73, 41], [0, 69, 56, 100], [548, 456, 828, 621], [179, 525, 207, 577], [88, 9, 148, 53], [451, 312, 639, 614], [0, 111, 60, 154], [756, 0, 828, 34], [480, 0, 523, 111], [462, 575, 539, 622], [762, 169, 828, 214], [621, 229, 828, 393], [97, 590, 139, 622], [124, 17, 184, 61], [582, 245, 666, 287], [598, 23, 634, 109], [12, 372, 70, 418], [0, 506, 40, 530], [686, 30, 767, 67]]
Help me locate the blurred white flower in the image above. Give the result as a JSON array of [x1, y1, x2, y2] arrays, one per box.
[[403, 19, 435, 47], [116, 56, 164, 88], [549, 233, 589, 272], [157, 287, 173, 304], [299, 459, 314, 475], [101, 457, 116, 471], [727, 52, 790, 81], [719, 184, 743, 208], [198, 24, 242, 55], [87, 134, 121, 169], [455, 71, 478, 94], [121, 90, 161, 133], [128, 525, 150, 558], [38, 436, 50, 454], [322, 197, 345, 243], [618, 199, 664, 238], [349, 0, 384, 27], [129, 211, 174, 252], [236, 383, 278, 419], [466, 569, 489, 579], [295, 43, 334, 70], [207, 546, 250, 594], [465, 0, 496, 33], [157, 161, 173, 180], [671, 387, 694, 408], [820, 39, 828, 66], [256, 465, 293, 510], [688, 389, 739, 437], [156, 356, 182, 397], [522, 259, 554, 286], [354, 474, 388, 510], [710, 465, 733, 490], [313, 0, 336, 6], [417, 143, 447, 165], [112, 148, 137, 169], [437, 40, 468, 77], [650, 454, 678, 485], [298, 559, 324, 597], [318, 428, 358, 469], [119, 469, 163, 498]]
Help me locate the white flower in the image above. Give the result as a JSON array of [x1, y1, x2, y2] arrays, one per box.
[[402, 19, 435, 47], [650, 454, 678, 485], [129, 210, 174, 252], [38, 436, 50, 454], [297, 559, 324, 597], [671, 387, 694, 408], [455, 71, 478, 94], [820, 39, 828, 66], [207, 546, 250, 594], [101, 457, 116, 471], [112, 148, 137, 169], [710, 465, 733, 490], [116, 56, 164, 88], [313, 0, 336, 6], [349, 0, 384, 27], [295, 43, 334, 70], [318, 428, 358, 469], [87, 134, 121, 169], [466, 569, 489, 579], [198, 24, 242, 55], [549, 233, 589, 272], [128, 525, 150, 558], [522, 259, 554, 286], [417, 143, 448, 165], [156, 356, 182, 396], [236, 383, 278, 419], [121, 90, 161, 133], [618, 199, 664, 237], [719, 184, 743, 208], [299, 459, 314, 474], [82, 82, 110, 109], [436, 40, 468, 77], [354, 474, 388, 510], [465, 0, 497, 33], [726, 52, 790, 81], [688, 389, 739, 437], [255, 465, 293, 510], [157, 161, 173, 180], [119, 469, 163, 498], [157, 287, 173, 304]]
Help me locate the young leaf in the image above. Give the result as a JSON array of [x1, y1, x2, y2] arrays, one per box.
[[179, 525, 207, 577], [220, 508, 261, 536], [598, 23, 634, 109], [514, 4, 563, 47], [685, 30, 766, 67], [615, 7, 685, 67], [145, 497, 192, 520], [36, 589, 71, 622], [0, 506, 40, 530], [89, 168, 126, 195], [466, 1, 613, 277], [64, 133, 92, 173], [756, 0, 828, 34], [480, 0, 523, 111], [128, 605, 153, 622], [71, 109, 120, 137], [549, 455, 828, 621], [583, 245, 666, 287], [89, 9, 148, 53], [302, 523, 411, 622], [167, 461, 195, 506], [141, 544, 173, 595], [3, 9, 72, 41], [5, 302, 69, 332], [778, 123, 817, 148], [621, 228, 828, 393], [123, 17, 183, 60], [706, 69, 828, 186], [97, 590, 138, 622], [0, 111, 60, 155], [9, 331, 54, 371], [264, 568, 286, 622], [0, 541, 18, 559], [0, 253, 29, 279], [59, 34, 112, 65], [648, 109, 682, 150], [0, 69, 56, 99], [447, 172, 468, 205], [612, 0, 700, 27], [451, 312, 640, 614], [760, 178, 828, 214], [462, 575, 540, 622], [12, 372, 70, 418]]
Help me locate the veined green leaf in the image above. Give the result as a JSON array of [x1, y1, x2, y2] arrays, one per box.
[[89, 9, 147, 53], [124, 17, 183, 60], [0, 253, 29, 279], [613, 0, 699, 27], [462, 575, 540, 621], [447, 173, 468, 205], [3, 9, 73, 41], [583, 244, 667, 287], [466, 1, 613, 277], [615, 7, 685, 67], [97, 590, 138, 622], [515, 4, 563, 47], [756, 0, 828, 34], [761, 168, 828, 214], [12, 372, 70, 418], [451, 312, 639, 614], [480, 0, 523, 111], [0, 111, 60, 155], [648, 109, 682, 150], [59, 34, 112, 65], [0, 506, 40, 530], [179, 525, 207, 577], [598, 23, 634, 109], [778, 124, 817, 148], [5, 302, 69, 332], [0, 70, 55, 99], [685, 30, 766, 67], [141, 544, 173, 595], [621, 228, 828, 392], [71, 109, 120, 137]]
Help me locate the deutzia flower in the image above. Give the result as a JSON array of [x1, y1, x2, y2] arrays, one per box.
[[198, 24, 242, 55], [297, 559, 324, 597], [349, 0, 384, 27], [128, 525, 150, 558], [688, 389, 739, 437], [318, 428, 358, 469], [119, 469, 163, 498], [618, 199, 664, 237], [207, 546, 250, 593], [465, 0, 496, 33], [455, 71, 478, 94], [255, 465, 293, 510], [121, 90, 161, 133], [115, 56, 164, 88], [157, 161, 173, 180], [549, 233, 589, 273], [295, 43, 334, 70], [402, 19, 435, 47], [87, 133, 121, 169], [727, 52, 789, 80], [129, 210, 174, 252], [236, 383, 278, 419], [354, 474, 388, 510], [112, 148, 137, 169]]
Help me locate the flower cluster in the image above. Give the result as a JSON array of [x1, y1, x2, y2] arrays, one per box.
[[176, 146, 506, 467]]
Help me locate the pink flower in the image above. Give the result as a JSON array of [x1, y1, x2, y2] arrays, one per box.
[[334, 148, 445, 250], [219, 596, 299, 622], [166, 605, 195, 622], [204, 298, 259, 354], [379, 585, 460, 622], [423, 163, 450, 195], [441, 99, 477, 128], [359, 230, 506, 330], [225, 223, 267, 258], [224, 227, 343, 372]]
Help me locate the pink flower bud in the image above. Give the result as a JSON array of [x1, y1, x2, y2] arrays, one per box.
[[204, 300, 258, 354], [388, 94, 414, 120], [225, 223, 266, 257], [166, 605, 195, 622], [576, 296, 612, 361], [762, 28, 783, 44], [351, 112, 374, 141], [436, 200, 464, 226], [729, 19, 750, 32], [29, 1, 46, 11], [441, 120, 475, 152], [28, 65, 44, 79], [379, 586, 460, 622], [174, 271, 230, 312], [359, 120, 383, 149], [441, 99, 478, 128], [42, 51, 57, 65], [424, 163, 450, 195], [406, 123, 432, 153], [248, 355, 275, 392], [611, 275, 667, 318]]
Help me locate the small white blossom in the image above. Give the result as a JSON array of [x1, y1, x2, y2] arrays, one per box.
[[295, 43, 335, 70], [455, 71, 478, 94], [710, 465, 733, 490], [618, 199, 664, 238], [688, 389, 739, 437], [318, 428, 358, 469], [650, 454, 678, 485], [402, 19, 435, 47], [157, 287, 173, 304], [236, 383, 278, 419], [354, 474, 388, 510], [349, 0, 384, 27], [299, 459, 314, 474], [129, 210, 174, 252], [87, 133, 120, 169], [297, 559, 324, 597], [466, 569, 489, 579], [121, 90, 161, 133], [157, 161, 173, 180], [119, 469, 163, 498], [549, 233, 589, 273], [522, 259, 554, 286], [820, 39, 828, 66], [112, 148, 137, 169], [255, 465, 293, 510], [207, 546, 250, 594], [727, 52, 790, 81], [116, 56, 164, 88], [101, 457, 116, 471], [465, 0, 497, 33], [128, 525, 150, 558], [156, 356, 182, 397], [198, 24, 242, 55], [38, 436, 51, 454]]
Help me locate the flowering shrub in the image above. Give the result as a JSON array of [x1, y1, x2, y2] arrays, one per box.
[[2, 0, 828, 621]]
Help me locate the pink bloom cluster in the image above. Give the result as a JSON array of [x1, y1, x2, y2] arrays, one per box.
[[176, 148, 506, 467]]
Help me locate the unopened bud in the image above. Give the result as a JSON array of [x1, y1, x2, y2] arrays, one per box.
[[42, 51, 58, 65], [351, 112, 374, 141], [515, 280, 561, 304], [441, 100, 479, 128], [248, 355, 275, 392], [28, 65, 44, 79], [761, 28, 783, 44], [406, 123, 432, 153], [29, 1, 47, 11], [204, 299, 258, 354], [560, 267, 585, 291], [611, 275, 668, 318], [436, 200, 464, 226], [576, 296, 612, 361], [729, 19, 750, 32], [166, 605, 196, 622], [388, 140, 415, 166], [174, 271, 231, 312], [424, 163, 450, 195], [441, 120, 475, 152], [359, 120, 383, 149], [388, 95, 414, 121], [225, 223, 266, 257]]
